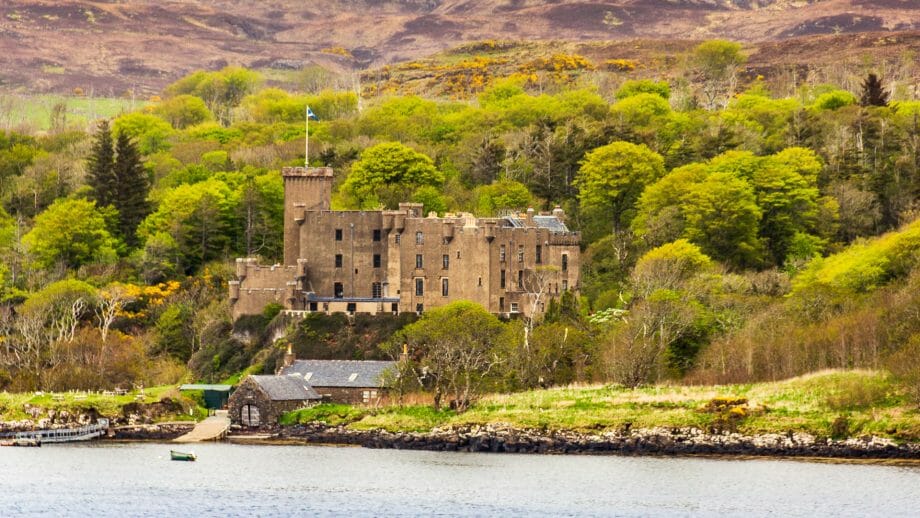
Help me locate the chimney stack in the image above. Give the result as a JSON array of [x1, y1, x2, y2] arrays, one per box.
[[283, 343, 296, 368]]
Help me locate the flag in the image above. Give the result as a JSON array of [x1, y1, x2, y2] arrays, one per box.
[[306, 106, 319, 121]]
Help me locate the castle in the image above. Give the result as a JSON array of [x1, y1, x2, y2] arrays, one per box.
[[229, 166, 580, 319]]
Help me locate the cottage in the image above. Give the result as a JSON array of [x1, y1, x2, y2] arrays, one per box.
[[279, 359, 396, 405], [228, 374, 321, 427]]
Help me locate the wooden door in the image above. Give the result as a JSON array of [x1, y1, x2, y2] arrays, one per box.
[[241, 404, 261, 427]]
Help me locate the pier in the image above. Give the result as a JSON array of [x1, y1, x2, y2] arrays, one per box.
[[173, 411, 230, 443]]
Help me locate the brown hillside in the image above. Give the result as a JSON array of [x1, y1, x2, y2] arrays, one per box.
[[0, 1, 917, 95]]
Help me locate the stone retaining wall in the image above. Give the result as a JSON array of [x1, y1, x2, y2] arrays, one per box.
[[275, 423, 920, 460]]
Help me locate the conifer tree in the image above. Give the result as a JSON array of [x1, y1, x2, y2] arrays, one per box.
[[860, 73, 890, 107], [86, 120, 117, 208], [113, 131, 149, 247]]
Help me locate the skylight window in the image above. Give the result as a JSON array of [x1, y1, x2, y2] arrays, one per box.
[[348, 373, 358, 382]]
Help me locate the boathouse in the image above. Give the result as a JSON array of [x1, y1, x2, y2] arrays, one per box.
[[279, 359, 396, 405], [228, 375, 321, 427]]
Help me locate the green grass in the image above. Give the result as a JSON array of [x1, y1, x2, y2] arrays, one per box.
[[279, 370, 920, 441], [0, 94, 149, 131], [0, 385, 202, 423]]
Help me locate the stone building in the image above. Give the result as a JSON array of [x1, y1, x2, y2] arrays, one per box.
[[228, 375, 321, 427], [229, 166, 580, 319], [278, 359, 396, 405]]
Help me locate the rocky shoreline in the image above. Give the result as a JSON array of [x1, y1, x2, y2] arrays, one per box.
[[267, 423, 920, 460]]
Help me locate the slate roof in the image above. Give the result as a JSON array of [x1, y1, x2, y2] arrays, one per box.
[[533, 215, 569, 232], [503, 215, 570, 232], [280, 360, 396, 388], [249, 375, 322, 401]]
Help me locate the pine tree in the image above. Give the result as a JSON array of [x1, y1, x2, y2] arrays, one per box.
[[113, 131, 150, 247], [860, 73, 890, 107], [86, 120, 117, 207]]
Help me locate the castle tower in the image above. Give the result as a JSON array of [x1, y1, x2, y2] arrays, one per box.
[[282, 166, 334, 265]]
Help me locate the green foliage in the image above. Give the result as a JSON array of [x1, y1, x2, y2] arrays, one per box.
[[616, 80, 670, 100], [153, 94, 213, 129], [812, 90, 857, 111], [112, 132, 150, 247], [155, 303, 195, 362], [793, 218, 920, 293], [86, 120, 117, 208], [23, 198, 119, 269], [166, 66, 263, 124], [633, 239, 712, 293], [113, 112, 175, 154], [576, 141, 665, 233], [342, 142, 443, 209], [473, 179, 534, 216]]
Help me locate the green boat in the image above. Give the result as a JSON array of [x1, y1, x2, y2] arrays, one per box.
[[170, 450, 196, 461]]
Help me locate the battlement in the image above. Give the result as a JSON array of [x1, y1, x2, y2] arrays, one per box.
[[282, 166, 334, 178]]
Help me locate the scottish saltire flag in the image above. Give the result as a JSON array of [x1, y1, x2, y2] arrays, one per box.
[[307, 106, 320, 121]]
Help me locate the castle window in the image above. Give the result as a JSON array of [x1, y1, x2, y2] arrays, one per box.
[[395, 233, 401, 244], [478, 277, 482, 287], [372, 282, 382, 298], [499, 297, 505, 312], [441, 278, 449, 297], [536, 245, 542, 264], [335, 229, 343, 241], [518, 269, 524, 289], [415, 231, 423, 245], [416, 303, 424, 315], [456, 250, 460, 259], [416, 254, 423, 269], [346, 303, 356, 314], [562, 253, 568, 272], [510, 302, 519, 313], [500, 270, 506, 289], [335, 254, 343, 268], [442, 254, 449, 270], [499, 245, 506, 262], [373, 229, 381, 242], [518, 245, 524, 263], [415, 278, 424, 296], [334, 282, 344, 298], [373, 254, 381, 268], [562, 280, 568, 291]]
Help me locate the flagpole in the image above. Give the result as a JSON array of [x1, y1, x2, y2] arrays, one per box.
[[305, 105, 309, 168]]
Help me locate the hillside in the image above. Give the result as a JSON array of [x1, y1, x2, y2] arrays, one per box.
[[1, 1, 919, 95]]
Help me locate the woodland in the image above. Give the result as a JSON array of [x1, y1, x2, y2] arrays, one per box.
[[0, 40, 918, 412]]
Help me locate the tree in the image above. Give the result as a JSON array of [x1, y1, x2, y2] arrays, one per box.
[[23, 199, 119, 269], [342, 142, 444, 209], [575, 141, 665, 235], [860, 74, 890, 107], [87, 119, 117, 208], [693, 40, 747, 110], [113, 131, 150, 247], [632, 239, 712, 296], [390, 301, 513, 411], [112, 113, 174, 155], [152, 94, 213, 129]]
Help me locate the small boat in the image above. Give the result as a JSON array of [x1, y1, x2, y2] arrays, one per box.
[[170, 450, 196, 461]]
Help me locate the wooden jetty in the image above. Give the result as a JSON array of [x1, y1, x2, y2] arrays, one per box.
[[173, 411, 230, 443]]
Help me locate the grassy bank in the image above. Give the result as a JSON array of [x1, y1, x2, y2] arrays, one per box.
[[282, 370, 920, 442], [0, 386, 202, 423]]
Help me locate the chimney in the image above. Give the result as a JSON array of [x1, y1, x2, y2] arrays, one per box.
[[552, 205, 565, 222], [526, 207, 535, 226]]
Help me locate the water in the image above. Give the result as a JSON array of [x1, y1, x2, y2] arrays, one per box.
[[1, 442, 919, 517]]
